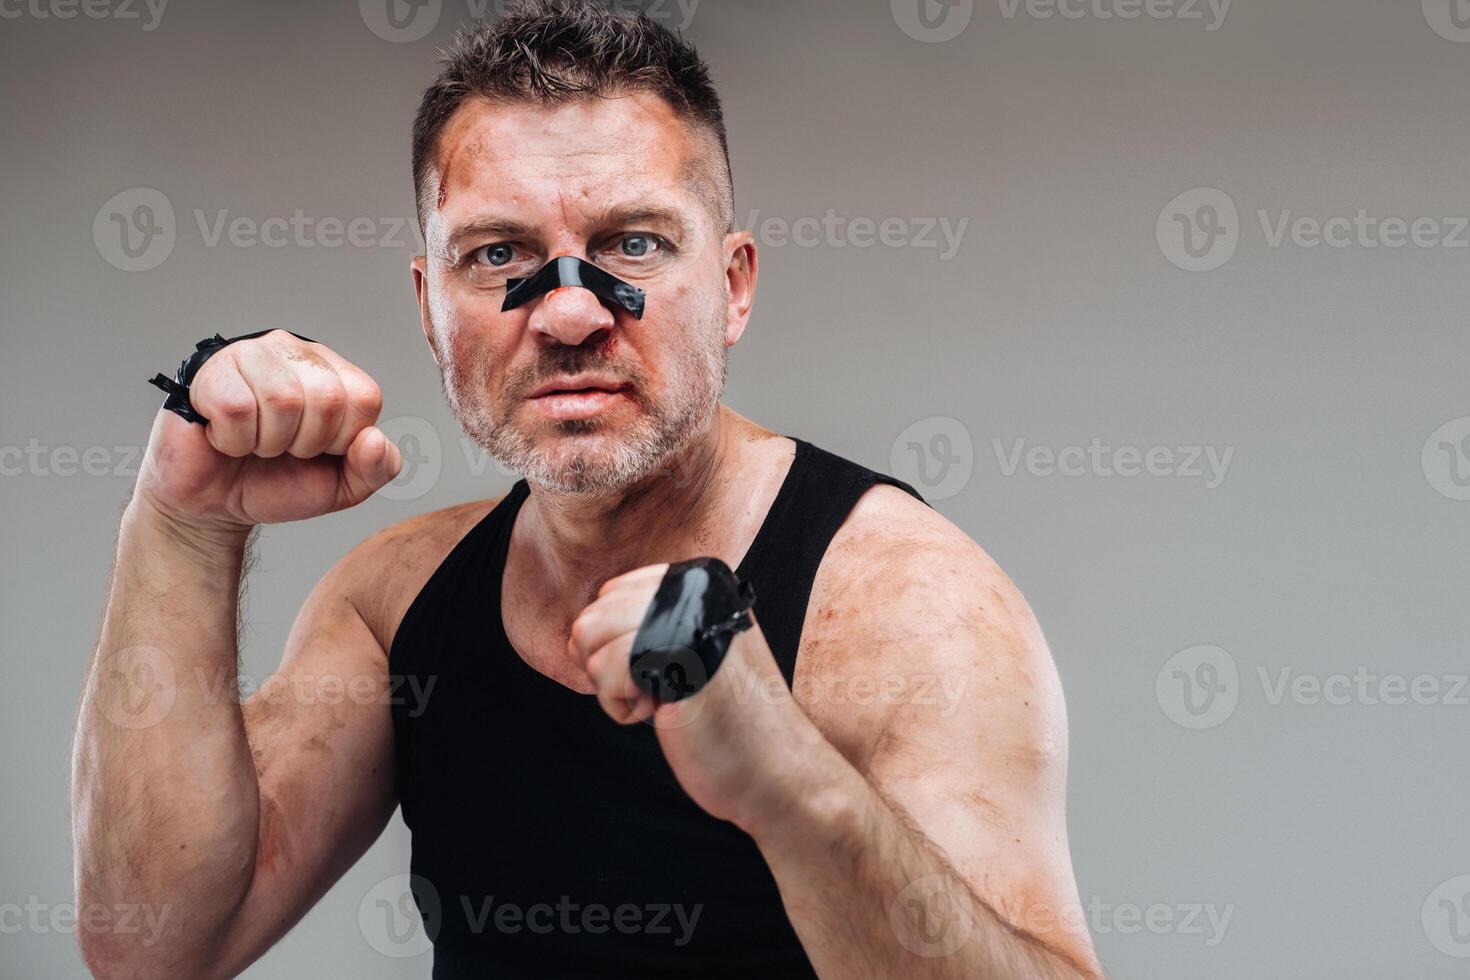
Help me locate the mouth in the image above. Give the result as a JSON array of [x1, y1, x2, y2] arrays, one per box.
[[526, 377, 633, 421], [527, 376, 631, 400]]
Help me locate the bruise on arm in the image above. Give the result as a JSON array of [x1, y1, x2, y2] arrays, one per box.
[[221, 503, 496, 953], [794, 485, 1095, 970], [237, 585, 389, 908]]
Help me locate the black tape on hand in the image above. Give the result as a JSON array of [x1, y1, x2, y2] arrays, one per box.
[[148, 330, 314, 425], [501, 255, 646, 320], [629, 557, 757, 705]]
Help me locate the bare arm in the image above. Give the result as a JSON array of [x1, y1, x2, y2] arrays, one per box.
[[72, 499, 401, 978], [749, 729, 1096, 979], [571, 485, 1102, 977], [70, 331, 402, 978], [753, 490, 1101, 978]]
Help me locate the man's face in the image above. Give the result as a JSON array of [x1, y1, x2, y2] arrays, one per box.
[[413, 91, 754, 495]]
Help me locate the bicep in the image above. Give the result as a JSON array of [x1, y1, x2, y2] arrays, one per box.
[[821, 535, 1095, 970], [864, 635, 1087, 961], [864, 593, 1099, 969], [215, 566, 398, 971]]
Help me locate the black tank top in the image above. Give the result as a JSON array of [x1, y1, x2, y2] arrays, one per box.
[[389, 437, 926, 978]]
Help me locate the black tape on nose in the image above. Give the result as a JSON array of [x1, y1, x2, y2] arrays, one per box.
[[501, 256, 646, 320]]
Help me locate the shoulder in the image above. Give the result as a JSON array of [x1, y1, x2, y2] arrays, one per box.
[[799, 481, 1062, 768], [322, 496, 504, 652], [811, 480, 1044, 657]]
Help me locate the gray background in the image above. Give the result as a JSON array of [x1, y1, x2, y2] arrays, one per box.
[[3, 0, 1468, 976]]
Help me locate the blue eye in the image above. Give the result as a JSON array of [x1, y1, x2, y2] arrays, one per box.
[[477, 243, 516, 267], [620, 235, 654, 257]]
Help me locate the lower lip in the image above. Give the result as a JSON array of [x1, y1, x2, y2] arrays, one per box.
[[527, 388, 630, 420]]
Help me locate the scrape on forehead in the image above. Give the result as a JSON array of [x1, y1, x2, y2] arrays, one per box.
[[431, 93, 695, 211], [427, 92, 727, 237]]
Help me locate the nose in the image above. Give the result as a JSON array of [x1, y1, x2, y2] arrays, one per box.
[[525, 282, 618, 347]]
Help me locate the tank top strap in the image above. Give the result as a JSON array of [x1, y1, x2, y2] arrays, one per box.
[[390, 478, 529, 670], [735, 437, 928, 686]]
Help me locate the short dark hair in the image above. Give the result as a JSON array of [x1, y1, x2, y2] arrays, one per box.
[[411, 0, 735, 234]]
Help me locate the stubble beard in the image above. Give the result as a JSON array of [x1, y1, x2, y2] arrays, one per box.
[[437, 304, 729, 496]]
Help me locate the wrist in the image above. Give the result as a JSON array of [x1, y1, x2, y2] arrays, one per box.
[[738, 717, 867, 851], [125, 490, 254, 570]]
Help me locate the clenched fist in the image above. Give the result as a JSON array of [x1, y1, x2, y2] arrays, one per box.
[[137, 330, 402, 529]]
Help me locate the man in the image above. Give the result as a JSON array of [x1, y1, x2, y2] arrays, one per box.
[[71, 2, 1101, 977]]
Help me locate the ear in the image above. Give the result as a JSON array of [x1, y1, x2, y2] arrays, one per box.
[[722, 230, 757, 347], [411, 253, 440, 369]]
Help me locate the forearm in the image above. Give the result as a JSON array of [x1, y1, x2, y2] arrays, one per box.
[[746, 730, 1096, 980], [70, 493, 260, 974]]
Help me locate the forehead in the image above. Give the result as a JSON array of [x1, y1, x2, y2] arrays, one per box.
[[429, 91, 705, 234]]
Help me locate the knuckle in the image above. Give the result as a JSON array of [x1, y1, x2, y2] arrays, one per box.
[[308, 380, 348, 416], [260, 384, 304, 414], [214, 395, 257, 422], [351, 376, 384, 419], [231, 335, 271, 357]]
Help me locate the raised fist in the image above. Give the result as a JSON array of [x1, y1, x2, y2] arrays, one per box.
[[137, 330, 402, 528]]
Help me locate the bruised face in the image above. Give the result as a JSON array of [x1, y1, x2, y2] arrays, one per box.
[[412, 91, 755, 495]]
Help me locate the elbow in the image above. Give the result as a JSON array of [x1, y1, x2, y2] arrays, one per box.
[[76, 931, 160, 980], [78, 932, 230, 980], [72, 890, 222, 980], [1063, 948, 1106, 980], [70, 824, 257, 978]]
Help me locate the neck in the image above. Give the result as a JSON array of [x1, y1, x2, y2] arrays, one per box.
[[519, 405, 744, 611]]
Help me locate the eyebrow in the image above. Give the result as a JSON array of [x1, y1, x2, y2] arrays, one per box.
[[444, 216, 535, 250], [444, 204, 692, 256], [586, 204, 692, 240]]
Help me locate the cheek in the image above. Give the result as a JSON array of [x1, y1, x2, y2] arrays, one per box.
[[452, 327, 511, 392], [649, 277, 705, 344], [664, 276, 696, 311], [425, 272, 463, 341], [430, 303, 503, 394], [429, 279, 506, 361], [637, 280, 723, 373]]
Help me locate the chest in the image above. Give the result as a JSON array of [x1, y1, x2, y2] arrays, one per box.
[[495, 544, 857, 725], [497, 572, 599, 694]]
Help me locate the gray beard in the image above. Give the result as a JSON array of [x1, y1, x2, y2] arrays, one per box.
[[440, 314, 729, 496]]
